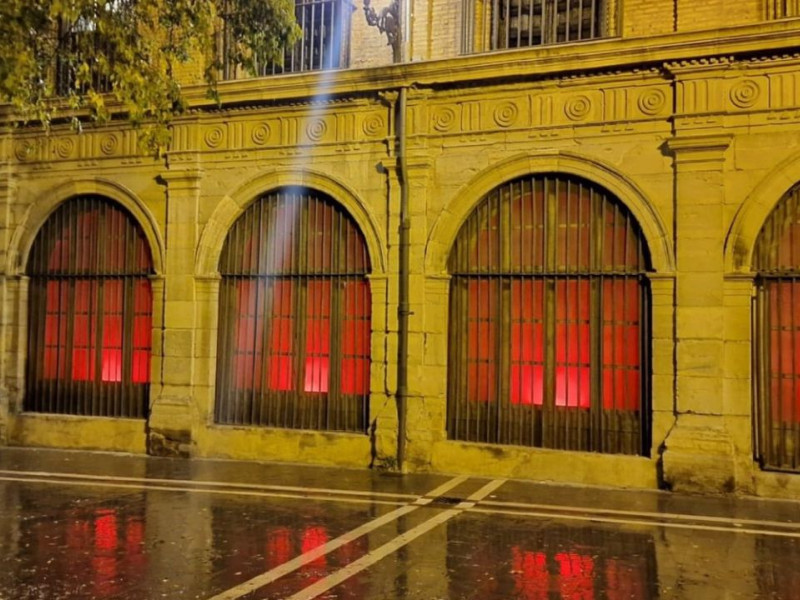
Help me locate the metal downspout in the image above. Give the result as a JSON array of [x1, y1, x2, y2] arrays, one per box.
[[396, 86, 409, 471], [396, 0, 411, 471]]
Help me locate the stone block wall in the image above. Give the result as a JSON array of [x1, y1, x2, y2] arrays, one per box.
[[4, 16, 800, 497]]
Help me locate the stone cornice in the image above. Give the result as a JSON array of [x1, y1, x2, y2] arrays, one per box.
[[183, 20, 800, 109], [3, 21, 800, 125]]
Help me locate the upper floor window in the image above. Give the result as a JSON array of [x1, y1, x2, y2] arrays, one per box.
[[220, 0, 351, 79], [463, 0, 607, 53], [767, 1, 800, 19], [52, 1, 133, 96], [25, 196, 154, 418]]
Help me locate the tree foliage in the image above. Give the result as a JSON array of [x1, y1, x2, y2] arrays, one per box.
[[0, 0, 300, 150]]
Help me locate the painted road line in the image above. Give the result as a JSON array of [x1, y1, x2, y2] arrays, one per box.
[[0, 475, 406, 507], [0, 469, 417, 502], [479, 499, 800, 531], [470, 506, 800, 538], [6, 468, 800, 533], [285, 478, 507, 600], [205, 475, 469, 600]]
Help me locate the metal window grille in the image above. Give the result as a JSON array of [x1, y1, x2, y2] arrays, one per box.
[[464, 0, 604, 53], [220, 0, 350, 80], [54, 12, 123, 96], [768, 0, 800, 19], [447, 175, 651, 455], [215, 188, 371, 432], [25, 196, 154, 418], [753, 182, 800, 472]]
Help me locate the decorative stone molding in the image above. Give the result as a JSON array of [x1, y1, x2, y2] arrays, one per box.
[[305, 117, 329, 143], [250, 122, 271, 145], [492, 101, 519, 128], [564, 94, 592, 121], [12, 130, 144, 164], [432, 107, 458, 132], [665, 134, 733, 170], [729, 79, 760, 109], [203, 126, 225, 149], [638, 89, 667, 116]]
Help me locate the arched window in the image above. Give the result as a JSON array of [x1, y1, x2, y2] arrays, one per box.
[[215, 188, 371, 432], [25, 196, 154, 418], [447, 174, 650, 455], [753, 182, 800, 471]]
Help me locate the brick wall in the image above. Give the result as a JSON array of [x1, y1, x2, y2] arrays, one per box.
[[622, 0, 675, 36], [676, 0, 763, 31]]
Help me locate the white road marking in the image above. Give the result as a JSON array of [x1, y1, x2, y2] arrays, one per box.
[[0, 469, 417, 501], [205, 475, 469, 600], [285, 478, 507, 600], [0, 475, 406, 507], [470, 506, 800, 538], [480, 498, 800, 531]]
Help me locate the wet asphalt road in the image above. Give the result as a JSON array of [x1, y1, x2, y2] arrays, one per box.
[[0, 448, 799, 599]]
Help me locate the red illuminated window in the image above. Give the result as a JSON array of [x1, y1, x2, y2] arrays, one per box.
[[25, 196, 154, 418], [754, 181, 800, 471], [448, 175, 650, 454], [216, 188, 371, 432]]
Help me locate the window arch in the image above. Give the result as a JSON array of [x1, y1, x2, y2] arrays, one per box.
[[753, 182, 800, 471], [25, 196, 154, 418], [447, 174, 651, 455], [215, 187, 371, 432]]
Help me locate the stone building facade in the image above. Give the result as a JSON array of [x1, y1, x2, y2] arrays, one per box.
[[3, 0, 800, 497]]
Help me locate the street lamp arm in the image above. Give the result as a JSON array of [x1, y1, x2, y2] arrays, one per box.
[[362, 0, 400, 53]]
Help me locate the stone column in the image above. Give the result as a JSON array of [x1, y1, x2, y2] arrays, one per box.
[[148, 168, 203, 457], [662, 134, 735, 492]]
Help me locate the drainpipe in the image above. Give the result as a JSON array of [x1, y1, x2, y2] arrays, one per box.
[[363, 0, 411, 470], [396, 0, 411, 471], [396, 85, 409, 471]]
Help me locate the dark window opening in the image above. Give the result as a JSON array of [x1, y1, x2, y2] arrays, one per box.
[[768, 1, 800, 19], [219, 0, 351, 80], [464, 0, 606, 54], [215, 188, 371, 432], [25, 196, 154, 418], [447, 174, 651, 455], [52, 2, 135, 96]]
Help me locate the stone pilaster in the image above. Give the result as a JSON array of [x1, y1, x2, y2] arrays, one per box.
[[0, 163, 17, 444], [148, 168, 203, 457], [662, 134, 736, 493], [649, 273, 676, 454], [723, 273, 757, 491], [193, 275, 220, 424]]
